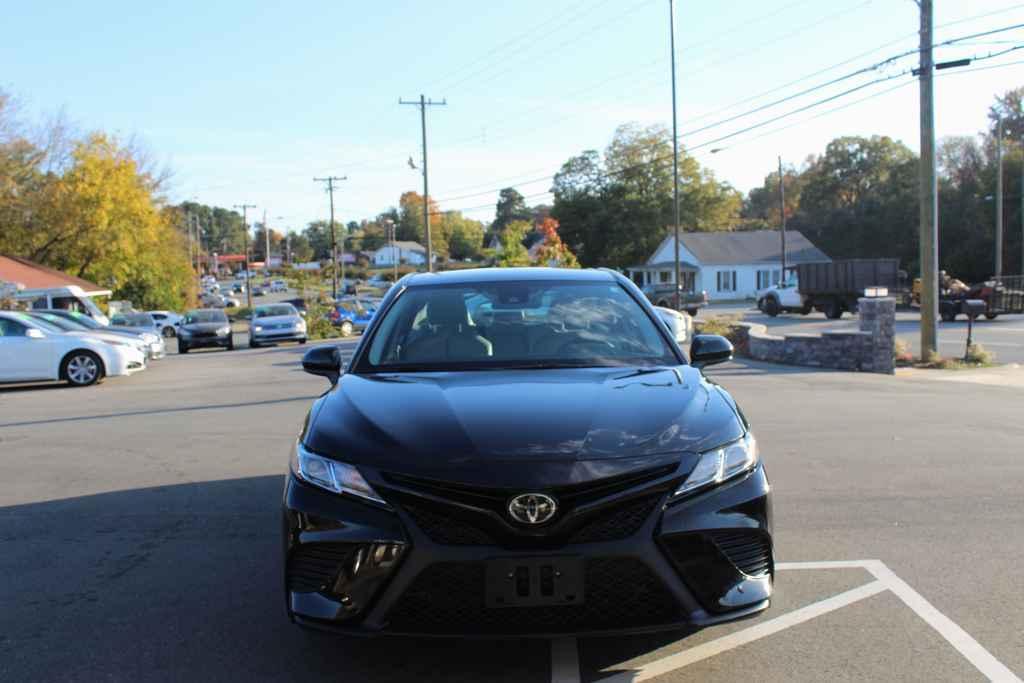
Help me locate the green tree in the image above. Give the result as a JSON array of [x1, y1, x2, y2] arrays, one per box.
[[493, 187, 532, 234], [397, 191, 446, 258], [497, 220, 531, 266], [303, 221, 334, 260], [441, 211, 485, 260]]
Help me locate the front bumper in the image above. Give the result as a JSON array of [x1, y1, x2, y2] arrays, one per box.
[[179, 333, 231, 349], [282, 464, 772, 637], [252, 330, 306, 344]]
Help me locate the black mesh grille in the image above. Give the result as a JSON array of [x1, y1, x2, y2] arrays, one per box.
[[707, 530, 772, 577], [286, 543, 357, 593], [386, 558, 679, 634], [402, 504, 497, 545], [567, 495, 661, 544]]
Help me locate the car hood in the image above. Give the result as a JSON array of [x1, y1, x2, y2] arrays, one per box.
[[181, 322, 228, 333], [66, 331, 144, 347], [253, 315, 301, 326], [303, 366, 744, 487]]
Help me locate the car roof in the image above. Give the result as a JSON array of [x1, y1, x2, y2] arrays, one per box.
[[404, 267, 615, 287]]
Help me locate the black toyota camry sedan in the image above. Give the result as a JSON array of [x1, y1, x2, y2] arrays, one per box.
[[283, 267, 772, 637]]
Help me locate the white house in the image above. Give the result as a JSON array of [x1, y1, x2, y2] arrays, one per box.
[[373, 241, 428, 266], [627, 230, 830, 300]]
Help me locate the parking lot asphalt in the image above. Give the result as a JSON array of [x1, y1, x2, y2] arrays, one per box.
[[704, 303, 1024, 365], [1, 339, 1022, 681]]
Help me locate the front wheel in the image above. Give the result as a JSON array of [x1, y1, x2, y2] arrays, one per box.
[[764, 297, 780, 317], [162, 326, 176, 338], [685, 308, 699, 317], [298, 338, 307, 345], [824, 300, 843, 319], [984, 313, 998, 320], [62, 351, 103, 387], [227, 338, 235, 351]]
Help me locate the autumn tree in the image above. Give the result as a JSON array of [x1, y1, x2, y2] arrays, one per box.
[[532, 217, 579, 268]]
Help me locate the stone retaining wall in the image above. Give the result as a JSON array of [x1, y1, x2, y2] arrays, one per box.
[[698, 297, 895, 375]]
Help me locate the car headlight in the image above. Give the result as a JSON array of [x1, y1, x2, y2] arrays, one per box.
[[291, 442, 386, 505], [142, 333, 157, 343], [674, 432, 758, 497], [253, 325, 263, 332], [217, 325, 231, 335], [296, 320, 306, 331]]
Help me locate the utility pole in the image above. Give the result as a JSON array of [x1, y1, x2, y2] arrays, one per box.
[[262, 209, 271, 274], [917, 0, 938, 359], [313, 176, 347, 298], [778, 156, 787, 280], [668, 0, 681, 310], [383, 218, 398, 282], [234, 203, 256, 310], [995, 115, 1004, 279], [400, 94, 446, 272]]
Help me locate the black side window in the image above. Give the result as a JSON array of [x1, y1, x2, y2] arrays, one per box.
[[0, 319, 28, 337]]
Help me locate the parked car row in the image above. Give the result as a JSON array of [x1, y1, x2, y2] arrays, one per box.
[[0, 310, 161, 387]]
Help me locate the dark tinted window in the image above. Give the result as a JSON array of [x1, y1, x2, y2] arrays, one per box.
[[0, 318, 28, 337], [361, 281, 676, 371]]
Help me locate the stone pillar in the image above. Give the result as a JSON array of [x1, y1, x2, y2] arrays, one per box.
[[858, 297, 896, 374]]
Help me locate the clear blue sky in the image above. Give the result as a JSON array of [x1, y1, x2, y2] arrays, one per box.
[[4, 0, 1023, 232]]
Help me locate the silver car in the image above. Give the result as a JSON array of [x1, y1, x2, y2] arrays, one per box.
[[249, 303, 307, 348]]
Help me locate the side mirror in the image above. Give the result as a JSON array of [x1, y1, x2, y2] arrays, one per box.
[[690, 334, 733, 369], [26, 328, 45, 339], [302, 345, 342, 383]]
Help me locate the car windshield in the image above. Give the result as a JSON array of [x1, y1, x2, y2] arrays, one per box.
[[117, 313, 152, 326], [255, 305, 296, 318], [63, 312, 103, 329], [16, 313, 64, 334], [359, 281, 677, 371], [32, 313, 86, 331], [184, 310, 227, 324]]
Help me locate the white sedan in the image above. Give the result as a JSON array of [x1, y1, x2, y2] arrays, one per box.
[[0, 311, 146, 387], [655, 306, 693, 346]]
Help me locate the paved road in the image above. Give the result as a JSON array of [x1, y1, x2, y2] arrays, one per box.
[[1, 342, 1022, 681], [704, 303, 1024, 364]]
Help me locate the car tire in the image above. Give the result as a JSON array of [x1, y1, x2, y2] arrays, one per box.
[[61, 350, 104, 387], [249, 339, 259, 349], [764, 297, 780, 317], [801, 301, 814, 315], [685, 308, 698, 317], [298, 338, 307, 345], [984, 313, 998, 320], [824, 300, 843, 319], [941, 310, 956, 322], [162, 326, 176, 338], [179, 343, 189, 354], [227, 338, 234, 351], [340, 321, 354, 337]]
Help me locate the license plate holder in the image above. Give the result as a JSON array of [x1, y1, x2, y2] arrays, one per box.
[[485, 556, 584, 608]]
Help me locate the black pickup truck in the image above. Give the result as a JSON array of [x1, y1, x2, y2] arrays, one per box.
[[640, 284, 709, 316]]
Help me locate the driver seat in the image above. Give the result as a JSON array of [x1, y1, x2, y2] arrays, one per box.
[[403, 293, 493, 362]]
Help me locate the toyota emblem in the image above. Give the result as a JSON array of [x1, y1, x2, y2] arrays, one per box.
[[508, 493, 557, 525]]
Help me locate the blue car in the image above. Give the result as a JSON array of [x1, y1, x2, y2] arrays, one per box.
[[329, 299, 374, 336]]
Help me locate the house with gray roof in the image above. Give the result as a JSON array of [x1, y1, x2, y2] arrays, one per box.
[[627, 230, 830, 300]]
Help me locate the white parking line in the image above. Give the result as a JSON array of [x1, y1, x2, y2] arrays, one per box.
[[551, 637, 581, 683], [555, 560, 1021, 683]]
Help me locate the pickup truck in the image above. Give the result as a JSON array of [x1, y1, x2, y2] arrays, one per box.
[[640, 284, 709, 316], [757, 259, 900, 319]]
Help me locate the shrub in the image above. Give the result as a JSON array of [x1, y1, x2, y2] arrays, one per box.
[[965, 343, 995, 366]]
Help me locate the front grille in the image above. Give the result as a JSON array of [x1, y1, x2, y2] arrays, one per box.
[[386, 557, 679, 634], [402, 504, 498, 545], [567, 495, 661, 544], [398, 493, 663, 547], [707, 530, 772, 577], [286, 543, 357, 593]]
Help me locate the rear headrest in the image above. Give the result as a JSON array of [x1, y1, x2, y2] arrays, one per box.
[[426, 292, 469, 327]]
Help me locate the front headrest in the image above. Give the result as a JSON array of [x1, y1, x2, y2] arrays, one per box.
[[426, 292, 469, 327]]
